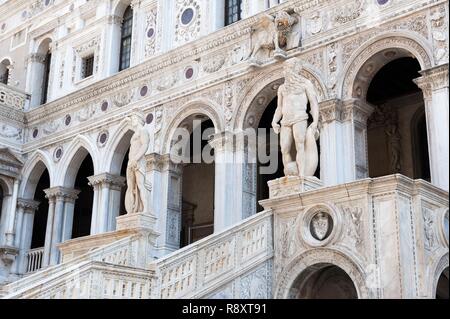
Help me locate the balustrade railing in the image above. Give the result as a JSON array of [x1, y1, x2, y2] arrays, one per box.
[[0, 82, 29, 110], [26, 247, 44, 274], [152, 210, 273, 299]]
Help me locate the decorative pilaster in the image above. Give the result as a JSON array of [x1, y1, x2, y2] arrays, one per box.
[[414, 64, 449, 191], [319, 99, 345, 185], [88, 173, 125, 234], [341, 99, 374, 182], [145, 153, 183, 257]]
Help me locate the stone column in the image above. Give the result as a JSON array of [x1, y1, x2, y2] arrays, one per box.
[[4, 179, 19, 246], [319, 99, 346, 186], [234, 131, 257, 223], [25, 53, 46, 109], [61, 190, 80, 242], [102, 15, 123, 77], [146, 154, 183, 257], [42, 187, 80, 266], [414, 64, 449, 191], [209, 132, 237, 232], [341, 99, 374, 182], [88, 173, 125, 234], [15, 199, 39, 274]]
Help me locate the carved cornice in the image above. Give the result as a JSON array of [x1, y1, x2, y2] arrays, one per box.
[[87, 173, 126, 189], [414, 63, 449, 100], [44, 187, 80, 202]]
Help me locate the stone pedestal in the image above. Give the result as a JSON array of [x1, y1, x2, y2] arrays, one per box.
[[268, 176, 323, 198], [116, 212, 158, 233]]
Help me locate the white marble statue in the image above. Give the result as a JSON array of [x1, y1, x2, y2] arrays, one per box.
[[272, 58, 320, 177], [125, 116, 151, 214]]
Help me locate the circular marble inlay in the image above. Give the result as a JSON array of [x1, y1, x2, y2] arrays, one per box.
[[185, 67, 194, 79], [377, 0, 389, 5], [140, 85, 148, 97], [22, 11, 27, 18], [101, 101, 109, 112], [147, 28, 155, 38], [99, 133, 108, 144], [32, 128, 39, 138], [181, 8, 194, 25], [65, 115, 71, 126], [53, 147, 63, 162], [146, 113, 154, 124], [45, 0, 51, 6], [1, 23, 6, 31], [309, 211, 334, 241]]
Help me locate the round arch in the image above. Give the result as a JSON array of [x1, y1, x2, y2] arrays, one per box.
[[57, 136, 98, 187], [162, 99, 224, 154], [340, 33, 433, 100], [233, 62, 327, 131], [112, 0, 132, 17], [430, 251, 449, 298], [275, 248, 370, 299], [35, 37, 53, 55], [19, 151, 54, 199], [104, 119, 136, 175]]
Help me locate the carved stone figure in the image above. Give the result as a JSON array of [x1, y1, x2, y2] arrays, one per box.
[[249, 11, 297, 64], [272, 58, 320, 177], [125, 116, 151, 214]]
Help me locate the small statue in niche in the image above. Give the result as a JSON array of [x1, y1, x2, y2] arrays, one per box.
[[125, 115, 151, 214], [249, 10, 298, 65], [272, 58, 320, 177]]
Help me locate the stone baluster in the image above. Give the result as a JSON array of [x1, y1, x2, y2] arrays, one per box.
[[414, 64, 449, 191]]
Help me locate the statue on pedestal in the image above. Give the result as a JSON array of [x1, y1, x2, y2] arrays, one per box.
[[125, 116, 151, 214], [272, 58, 320, 177]]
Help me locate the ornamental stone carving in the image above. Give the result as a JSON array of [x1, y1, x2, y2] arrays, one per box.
[[249, 11, 298, 65]]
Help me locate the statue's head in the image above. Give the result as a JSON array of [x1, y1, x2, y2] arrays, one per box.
[[284, 58, 304, 85], [130, 112, 145, 129]]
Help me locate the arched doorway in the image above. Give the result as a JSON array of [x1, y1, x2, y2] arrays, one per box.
[[365, 56, 430, 180], [289, 263, 358, 299], [436, 267, 449, 299], [29, 38, 52, 107], [0, 59, 11, 84], [71, 153, 94, 238], [175, 116, 215, 247], [30, 169, 50, 250]]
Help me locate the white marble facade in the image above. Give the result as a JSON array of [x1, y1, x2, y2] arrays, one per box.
[[0, 0, 448, 299]]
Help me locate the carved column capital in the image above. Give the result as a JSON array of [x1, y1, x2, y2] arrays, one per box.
[[107, 15, 123, 25], [16, 198, 40, 213], [87, 173, 126, 190], [414, 64, 449, 100], [209, 131, 236, 153], [145, 153, 167, 172], [27, 53, 46, 64], [44, 187, 80, 203], [319, 99, 344, 124], [342, 99, 374, 125]]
